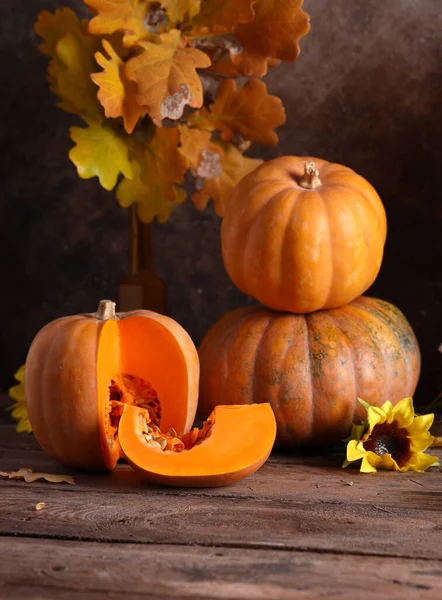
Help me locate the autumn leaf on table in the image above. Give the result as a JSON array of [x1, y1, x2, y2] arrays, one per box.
[[117, 127, 188, 222], [126, 29, 211, 124], [92, 40, 146, 133], [34, 8, 84, 57], [194, 0, 258, 32], [204, 79, 286, 147], [69, 121, 133, 190], [0, 468, 75, 485], [231, 0, 310, 77], [191, 141, 262, 216], [161, 0, 202, 26], [84, 0, 154, 47]]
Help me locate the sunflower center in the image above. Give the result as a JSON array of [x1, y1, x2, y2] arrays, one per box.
[[363, 421, 412, 467]]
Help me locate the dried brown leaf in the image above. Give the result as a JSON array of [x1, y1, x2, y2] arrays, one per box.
[[0, 468, 75, 485]]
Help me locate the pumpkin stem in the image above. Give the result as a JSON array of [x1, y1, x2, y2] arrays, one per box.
[[298, 161, 321, 189], [96, 300, 117, 320]]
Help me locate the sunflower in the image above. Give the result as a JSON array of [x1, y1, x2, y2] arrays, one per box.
[[7, 365, 32, 433], [343, 397, 439, 473]]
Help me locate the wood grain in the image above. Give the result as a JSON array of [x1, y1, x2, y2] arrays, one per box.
[[1, 423, 441, 561], [1, 537, 441, 600]]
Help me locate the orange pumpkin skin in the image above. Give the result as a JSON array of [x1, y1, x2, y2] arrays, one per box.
[[198, 297, 420, 446], [221, 157, 387, 313], [25, 302, 199, 470]]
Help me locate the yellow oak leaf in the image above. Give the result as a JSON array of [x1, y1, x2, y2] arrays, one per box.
[[69, 121, 133, 190], [84, 0, 152, 47], [232, 0, 311, 76], [34, 8, 83, 57], [92, 40, 146, 133], [194, 0, 258, 33], [50, 32, 103, 121], [192, 142, 262, 216], [117, 127, 188, 222], [206, 79, 285, 146], [126, 29, 211, 124], [160, 0, 201, 26]]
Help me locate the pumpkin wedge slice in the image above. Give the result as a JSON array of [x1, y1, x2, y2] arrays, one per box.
[[118, 403, 277, 487]]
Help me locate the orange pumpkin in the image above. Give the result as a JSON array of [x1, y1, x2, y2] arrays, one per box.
[[198, 297, 420, 446], [221, 157, 387, 313], [25, 300, 276, 485]]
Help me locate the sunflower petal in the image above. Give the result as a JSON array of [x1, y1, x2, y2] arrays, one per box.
[[367, 405, 386, 430], [360, 455, 377, 473], [371, 452, 400, 471], [409, 433, 434, 453], [406, 413, 434, 436], [392, 397, 414, 428], [14, 365, 25, 383], [8, 385, 25, 404], [380, 401, 394, 423], [404, 452, 440, 472], [346, 440, 366, 462]]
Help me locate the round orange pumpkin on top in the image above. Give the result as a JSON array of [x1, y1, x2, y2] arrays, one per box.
[[221, 157, 387, 313]]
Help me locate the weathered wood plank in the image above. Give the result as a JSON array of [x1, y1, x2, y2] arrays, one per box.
[[1, 423, 441, 513], [0, 479, 441, 560], [1, 537, 441, 600]]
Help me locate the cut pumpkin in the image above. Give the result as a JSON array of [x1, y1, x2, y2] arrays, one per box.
[[25, 300, 199, 471], [25, 300, 276, 486], [119, 403, 277, 487]]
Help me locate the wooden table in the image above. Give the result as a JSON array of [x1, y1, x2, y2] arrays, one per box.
[[1, 396, 441, 599]]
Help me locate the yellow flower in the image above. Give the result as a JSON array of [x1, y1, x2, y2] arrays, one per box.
[[7, 365, 32, 434], [343, 397, 439, 473]]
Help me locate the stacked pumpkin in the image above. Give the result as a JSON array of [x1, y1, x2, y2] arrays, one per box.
[[199, 157, 421, 446]]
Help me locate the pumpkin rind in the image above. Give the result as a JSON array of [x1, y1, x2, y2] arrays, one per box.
[[198, 297, 421, 446], [221, 156, 387, 313]]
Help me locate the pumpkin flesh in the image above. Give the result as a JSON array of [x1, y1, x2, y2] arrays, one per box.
[[118, 403, 277, 487]]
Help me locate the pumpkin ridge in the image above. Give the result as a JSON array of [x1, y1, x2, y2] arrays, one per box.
[[212, 307, 260, 408], [347, 301, 395, 400], [324, 308, 360, 423], [250, 313, 275, 408], [304, 314, 316, 441], [38, 325, 65, 462], [43, 319, 96, 465], [280, 189, 305, 308], [214, 308, 255, 397], [275, 314, 301, 437], [332, 176, 387, 241], [355, 298, 419, 395], [317, 186, 336, 308], [332, 183, 380, 296], [246, 187, 295, 299]]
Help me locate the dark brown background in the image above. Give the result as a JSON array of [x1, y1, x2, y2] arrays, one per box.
[[0, 1, 441, 404]]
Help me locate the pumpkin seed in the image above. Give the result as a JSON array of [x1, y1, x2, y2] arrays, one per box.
[[168, 427, 178, 438], [149, 440, 162, 449], [159, 438, 167, 450]]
